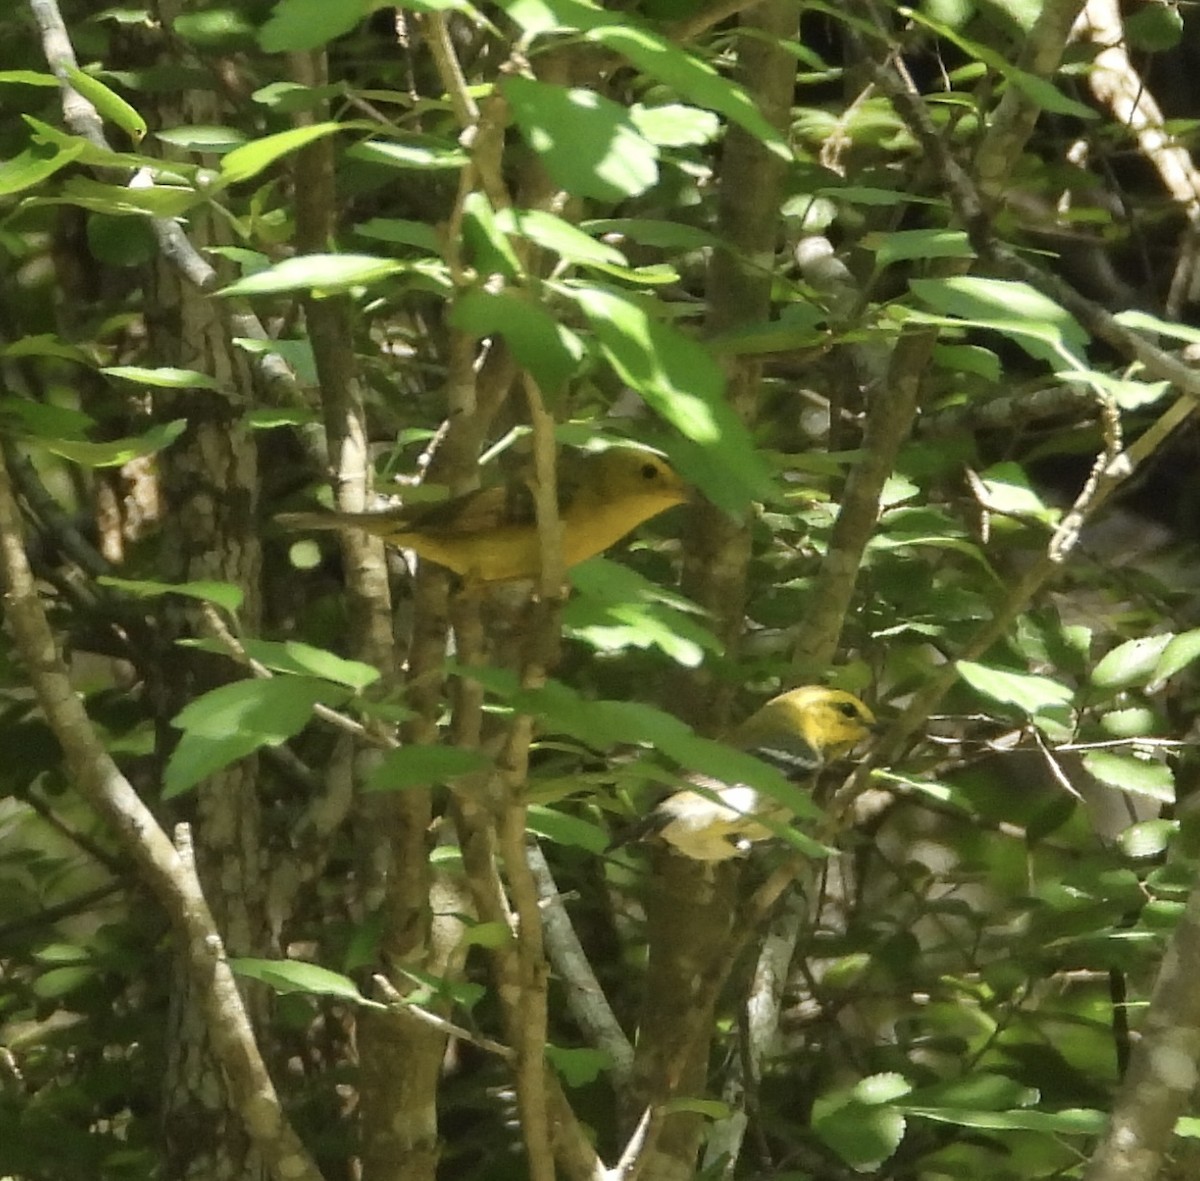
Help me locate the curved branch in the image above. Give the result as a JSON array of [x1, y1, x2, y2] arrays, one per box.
[[0, 450, 325, 1181]]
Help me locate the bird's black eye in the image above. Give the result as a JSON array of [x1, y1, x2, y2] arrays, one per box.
[[837, 701, 862, 719], [640, 462, 660, 481]]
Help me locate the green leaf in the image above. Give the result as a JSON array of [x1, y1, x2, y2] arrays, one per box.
[[164, 731, 268, 798], [662, 1097, 732, 1118], [220, 121, 359, 184], [0, 70, 60, 87], [50, 175, 200, 218], [1061, 368, 1169, 411], [975, 462, 1057, 523], [353, 217, 443, 254], [956, 661, 1074, 714], [932, 342, 1001, 381], [1, 334, 93, 364], [526, 805, 609, 852], [231, 957, 372, 1002], [1114, 308, 1200, 346], [1118, 819, 1177, 859], [909, 277, 1089, 368], [33, 965, 96, 999], [630, 103, 720, 147], [396, 965, 487, 1010], [570, 284, 773, 512], [63, 65, 148, 142], [855, 1073, 913, 1104], [461, 921, 510, 948], [814, 1098, 906, 1169], [33, 418, 187, 468], [171, 676, 344, 735], [155, 124, 247, 152], [906, 1072, 1039, 1111], [493, 207, 627, 267], [1151, 628, 1200, 686], [708, 305, 827, 357], [1124, 2, 1184, 51], [901, 1106, 1105, 1134], [565, 557, 721, 667], [165, 677, 350, 796], [451, 289, 584, 394], [875, 228, 974, 268], [581, 217, 723, 252], [178, 637, 380, 687], [546, 1044, 611, 1086], [461, 190, 523, 279], [819, 184, 946, 207], [1081, 751, 1174, 804], [98, 576, 244, 613], [102, 365, 222, 390], [1092, 634, 1173, 690], [258, 0, 373, 51], [497, 0, 607, 32], [0, 138, 86, 197], [217, 253, 408, 296], [586, 26, 790, 161], [363, 745, 492, 791], [349, 137, 469, 171], [503, 75, 659, 201]]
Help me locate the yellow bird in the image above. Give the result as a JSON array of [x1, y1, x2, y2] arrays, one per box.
[[621, 686, 876, 862], [277, 447, 689, 583]]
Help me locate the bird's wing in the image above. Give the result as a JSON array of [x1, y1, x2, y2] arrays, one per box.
[[397, 481, 533, 537], [400, 459, 592, 536]]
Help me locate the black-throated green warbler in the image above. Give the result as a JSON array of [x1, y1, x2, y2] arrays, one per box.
[[621, 686, 876, 862]]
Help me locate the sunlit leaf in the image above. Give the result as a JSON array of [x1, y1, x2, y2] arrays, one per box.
[[99, 576, 244, 613], [956, 661, 1074, 714], [231, 957, 372, 1002], [503, 75, 659, 201], [102, 365, 221, 390], [166, 677, 350, 796], [0, 138, 86, 197], [571, 284, 773, 511], [1081, 751, 1174, 803], [451, 289, 584, 393], [586, 26, 790, 160], [1092, 634, 1173, 690], [258, 0, 373, 51], [63, 65, 147, 142], [217, 253, 408, 296]]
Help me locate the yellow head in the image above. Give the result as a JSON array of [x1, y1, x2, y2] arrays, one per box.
[[734, 685, 876, 772], [583, 448, 689, 510]]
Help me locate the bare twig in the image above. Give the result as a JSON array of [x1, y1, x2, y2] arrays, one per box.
[[527, 843, 635, 1089]]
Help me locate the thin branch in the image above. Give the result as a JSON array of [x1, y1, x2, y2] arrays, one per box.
[[527, 843, 635, 1089], [0, 449, 324, 1181], [373, 974, 515, 1060]]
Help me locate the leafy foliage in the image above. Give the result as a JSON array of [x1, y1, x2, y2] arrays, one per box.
[[2, 0, 1200, 1179]]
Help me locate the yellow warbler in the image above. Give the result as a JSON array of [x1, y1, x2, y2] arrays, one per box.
[[278, 447, 689, 583], [620, 686, 876, 862]]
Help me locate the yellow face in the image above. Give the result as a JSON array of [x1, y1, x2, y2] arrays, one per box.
[[592, 449, 689, 509], [756, 686, 876, 762]]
